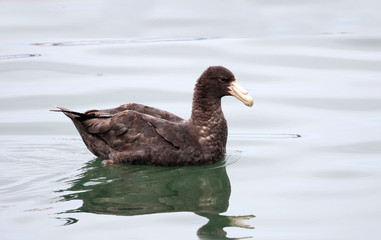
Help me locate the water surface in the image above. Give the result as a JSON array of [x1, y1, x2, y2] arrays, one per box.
[[1, 1, 381, 240]]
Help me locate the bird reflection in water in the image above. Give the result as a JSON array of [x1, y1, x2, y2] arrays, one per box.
[[58, 158, 254, 239]]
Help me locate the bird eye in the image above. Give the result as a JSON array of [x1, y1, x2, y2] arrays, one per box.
[[219, 77, 229, 83]]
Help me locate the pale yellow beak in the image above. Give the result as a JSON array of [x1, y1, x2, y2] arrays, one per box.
[[228, 81, 254, 107]]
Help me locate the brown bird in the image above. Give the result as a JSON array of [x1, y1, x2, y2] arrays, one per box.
[[53, 66, 253, 166]]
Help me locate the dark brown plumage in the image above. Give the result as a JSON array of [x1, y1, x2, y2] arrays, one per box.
[[54, 66, 253, 166]]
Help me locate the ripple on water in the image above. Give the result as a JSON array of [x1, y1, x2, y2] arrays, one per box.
[[31, 37, 209, 46], [0, 54, 41, 60]]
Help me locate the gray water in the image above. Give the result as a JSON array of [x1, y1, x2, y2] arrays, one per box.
[[1, 1, 381, 240]]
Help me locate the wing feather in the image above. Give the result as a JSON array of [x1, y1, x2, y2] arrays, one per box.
[[79, 109, 199, 165], [83, 118, 111, 133], [85, 103, 184, 122]]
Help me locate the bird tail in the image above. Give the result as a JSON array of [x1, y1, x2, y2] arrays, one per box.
[[50, 106, 109, 120], [51, 106, 112, 159]]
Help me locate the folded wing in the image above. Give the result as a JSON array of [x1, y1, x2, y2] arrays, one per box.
[[81, 110, 201, 165], [85, 103, 184, 122]]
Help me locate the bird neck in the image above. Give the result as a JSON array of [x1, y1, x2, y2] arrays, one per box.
[[190, 90, 223, 125], [190, 89, 227, 162]]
